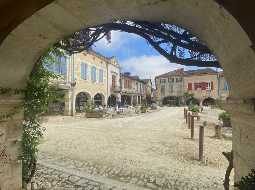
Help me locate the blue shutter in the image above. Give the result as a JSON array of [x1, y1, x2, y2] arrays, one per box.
[[81, 63, 84, 79], [91, 66, 96, 82], [84, 63, 87, 80], [60, 56, 67, 76], [99, 69, 103, 83]]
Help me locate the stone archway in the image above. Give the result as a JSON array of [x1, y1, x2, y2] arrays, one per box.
[[75, 92, 91, 112], [107, 94, 117, 107], [93, 93, 105, 106], [0, 1, 255, 188], [202, 97, 216, 106]]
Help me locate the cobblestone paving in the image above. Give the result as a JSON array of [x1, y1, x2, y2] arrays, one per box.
[[35, 153, 223, 190], [32, 164, 130, 190], [37, 107, 231, 190]]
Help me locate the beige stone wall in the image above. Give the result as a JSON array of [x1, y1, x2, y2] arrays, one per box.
[[184, 74, 219, 101], [0, 95, 23, 190], [155, 76, 184, 101], [223, 99, 255, 182], [73, 52, 107, 99]]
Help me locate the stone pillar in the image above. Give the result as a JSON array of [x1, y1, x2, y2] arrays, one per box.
[[223, 98, 255, 182], [64, 90, 72, 116], [0, 95, 23, 190], [131, 96, 133, 106]]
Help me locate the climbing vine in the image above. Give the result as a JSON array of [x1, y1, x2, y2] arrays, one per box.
[[20, 48, 62, 187]]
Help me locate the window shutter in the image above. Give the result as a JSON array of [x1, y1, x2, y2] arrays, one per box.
[[188, 83, 192, 90], [211, 81, 214, 90]]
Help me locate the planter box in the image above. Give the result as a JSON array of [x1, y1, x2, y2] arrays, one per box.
[[85, 112, 104, 118]]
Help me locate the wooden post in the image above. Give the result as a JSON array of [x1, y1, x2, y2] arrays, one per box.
[[185, 110, 188, 124], [215, 125, 222, 139], [184, 108, 187, 119], [191, 115, 194, 139], [187, 112, 191, 128], [199, 122, 206, 161]]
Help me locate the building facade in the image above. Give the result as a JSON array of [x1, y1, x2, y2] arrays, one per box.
[[120, 73, 146, 106], [155, 68, 230, 105], [49, 50, 120, 115], [49, 50, 152, 115], [142, 79, 153, 104], [155, 69, 185, 105]]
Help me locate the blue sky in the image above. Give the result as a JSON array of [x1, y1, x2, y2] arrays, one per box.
[[92, 31, 215, 80]]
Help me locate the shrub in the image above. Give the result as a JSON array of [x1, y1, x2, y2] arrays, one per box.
[[85, 101, 96, 113], [235, 169, 255, 190], [218, 111, 231, 121]]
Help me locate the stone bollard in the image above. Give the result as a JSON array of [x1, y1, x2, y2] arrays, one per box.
[[185, 109, 188, 124], [215, 124, 222, 139], [199, 121, 206, 161], [191, 115, 195, 139]]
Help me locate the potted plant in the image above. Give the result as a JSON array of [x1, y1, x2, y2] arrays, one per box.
[[140, 104, 148, 113], [85, 101, 103, 118], [218, 111, 231, 128]]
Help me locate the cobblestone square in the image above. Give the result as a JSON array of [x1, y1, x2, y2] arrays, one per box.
[[36, 107, 232, 189]]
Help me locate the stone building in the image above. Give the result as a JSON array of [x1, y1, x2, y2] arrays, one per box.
[[106, 57, 121, 107], [155, 68, 230, 105], [183, 68, 221, 104], [120, 73, 146, 106], [49, 50, 120, 115], [141, 79, 153, 104], [155, 69, 185, 105]]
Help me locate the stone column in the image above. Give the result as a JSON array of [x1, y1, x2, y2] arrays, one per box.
[[64, 90, 72, 116], [131, 96, 133, 106], [223, 98, 255, 182], [0, 94, 23, 190]]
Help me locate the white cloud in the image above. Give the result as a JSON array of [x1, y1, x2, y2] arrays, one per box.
[[93, 31, 139, 52], [120, 55, 186, 81]]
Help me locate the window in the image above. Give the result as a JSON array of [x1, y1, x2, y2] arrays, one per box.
[[112, 75, 116, 88], [169, 85, 173, 93], [193, 82, 213, 90], [176, 77, 182, 82], [224, 81, 229, 91], [161, 85, 165, 96], [188, 83, 192, 90], [99, 69, 103, 83], [46, 56, 67, 76], [80, 62, 87, 80], [91, 66, 97, 82], [160, 79, 166, 84]]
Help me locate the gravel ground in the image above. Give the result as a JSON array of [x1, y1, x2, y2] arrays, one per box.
[[38, 107, 233, 189]]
